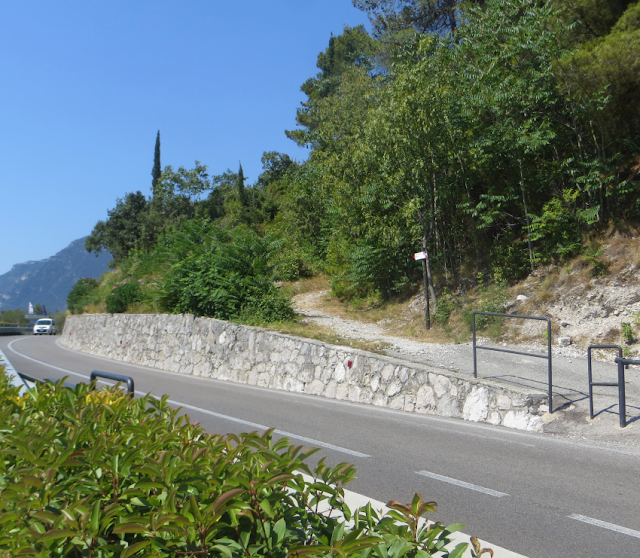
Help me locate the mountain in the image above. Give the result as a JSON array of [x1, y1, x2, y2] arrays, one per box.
[[0, 238, 111, 311]]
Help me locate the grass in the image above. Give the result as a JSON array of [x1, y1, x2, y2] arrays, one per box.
[[242, 317, 392, 354]]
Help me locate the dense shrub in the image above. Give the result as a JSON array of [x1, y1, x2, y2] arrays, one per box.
[[67, 278, 100, 314], [159, 225, 294, 322], [0, 373, 486, 558], [106, 281, 143, 313]]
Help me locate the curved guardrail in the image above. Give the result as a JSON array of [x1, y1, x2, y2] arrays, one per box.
[[90, 370, 135, 396], [0, 326, 32, 336]]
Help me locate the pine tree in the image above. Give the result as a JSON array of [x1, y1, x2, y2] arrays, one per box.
[[237, 162, 247, 206], [151, 130, 161, 191]]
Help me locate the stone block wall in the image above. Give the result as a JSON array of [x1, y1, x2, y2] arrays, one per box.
[[62, 314, 547, 431]]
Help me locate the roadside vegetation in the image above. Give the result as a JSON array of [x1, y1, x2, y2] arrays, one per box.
[[71, 0, 640, 342], [0, 306, 68, 334], [0, 370, 490, 557]]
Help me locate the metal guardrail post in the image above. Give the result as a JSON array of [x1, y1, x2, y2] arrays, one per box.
[[90, 370, 135, 396], [472, 312, 553, 412], [613, 356, 640, 428], [587, 345, 622, 423]]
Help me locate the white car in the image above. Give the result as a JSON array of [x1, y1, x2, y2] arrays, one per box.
[[33, 318, 56, 335]]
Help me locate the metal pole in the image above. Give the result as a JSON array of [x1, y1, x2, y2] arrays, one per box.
[[618, 360, 626, 428], [547, 319, 553, 413], [421, 258, 430, 330], [587, 346, 594, 419], [472, 312, 477, 378]]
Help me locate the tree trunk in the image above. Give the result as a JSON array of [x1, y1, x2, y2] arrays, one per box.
[[519, 161, 535, 271]]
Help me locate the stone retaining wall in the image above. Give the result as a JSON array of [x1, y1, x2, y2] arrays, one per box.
[[62, 314, 547, 431]]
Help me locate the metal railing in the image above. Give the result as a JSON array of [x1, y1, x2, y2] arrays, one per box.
[[587, 345, 625, 426], [90, 370, 135, 396], [613, 356, 640, 428], [0, 326, 33, 336], [473, 312, 553, 411]]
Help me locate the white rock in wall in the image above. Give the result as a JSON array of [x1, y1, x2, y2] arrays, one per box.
[[463, 386, 490, 422], [503, 410, 543, 432]]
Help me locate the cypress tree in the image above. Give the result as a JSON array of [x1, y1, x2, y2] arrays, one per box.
[[151, 130, 161, 191], [237, 162, 247, 207]]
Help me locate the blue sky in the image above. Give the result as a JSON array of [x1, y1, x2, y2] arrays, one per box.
[[0, 1, 369, 275]]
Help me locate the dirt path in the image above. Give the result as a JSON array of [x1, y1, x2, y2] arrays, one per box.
[[293, 290, 464, 367]]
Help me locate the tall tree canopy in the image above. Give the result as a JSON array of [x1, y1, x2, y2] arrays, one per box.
[[151, 130, 161, 190]]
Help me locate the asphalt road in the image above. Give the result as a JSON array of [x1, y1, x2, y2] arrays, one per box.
[[3, 335, 640, 558]]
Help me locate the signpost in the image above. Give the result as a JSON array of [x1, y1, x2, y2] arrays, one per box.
[[413, 250, 430, 330]]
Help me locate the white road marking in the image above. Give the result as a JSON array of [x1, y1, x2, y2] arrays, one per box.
[[416, 470, 509, 497], [569, 514, 640, 539], [168, 399, 370, 458], [6, 339, 370, 458]]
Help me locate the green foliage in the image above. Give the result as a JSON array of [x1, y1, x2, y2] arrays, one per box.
[[0, 371, 481, 558], [159, 225, 294, 322], [273, 246, 312, 282], [464, 282, 508, 331], [67, 278, 101, 315], [0, 308, 29, 326], [621, 321, 634, 343], [581, 245, 608, 275], [434, 291, 456, 326], [490, 240, 531, 284], [85, 192, 148, 264], [528, 190, 585, 263], [106, 281, 143, 314], [152, 130, 161, 189], [286, 25, 378, 147]]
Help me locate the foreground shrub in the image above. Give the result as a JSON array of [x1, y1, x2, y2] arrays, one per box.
[[0, 374, 488, 558]]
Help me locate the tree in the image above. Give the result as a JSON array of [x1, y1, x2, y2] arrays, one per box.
[[85, 191, 149, 264], [352, 0, 466, 38], [151, 130, 161, 190], [286, 25, 377, 147], [236, 163, 247, 207]]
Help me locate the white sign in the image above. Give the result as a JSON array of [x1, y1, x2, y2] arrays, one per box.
[[413, 251, 428, 261]]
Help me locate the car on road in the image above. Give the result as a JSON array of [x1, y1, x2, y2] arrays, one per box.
[[33, 318, 56, 335]]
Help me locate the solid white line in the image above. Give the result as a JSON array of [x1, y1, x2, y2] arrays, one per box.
[[569, 514, 640, 539], [6, 339, 370, 458], [416, 470, 509, 497]]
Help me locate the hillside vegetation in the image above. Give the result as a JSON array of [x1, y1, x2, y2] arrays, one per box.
[[76, 0, 640, 337]]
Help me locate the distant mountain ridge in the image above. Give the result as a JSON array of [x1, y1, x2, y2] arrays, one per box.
[[0, 238, 111, 311]]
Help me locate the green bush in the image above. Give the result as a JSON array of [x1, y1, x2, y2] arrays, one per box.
[[106, 281, 143, 313], [67, 278, 100, 314], [159, 226, 294, 323], [434, 291, 456, 326], [0, 373, 485, 558]]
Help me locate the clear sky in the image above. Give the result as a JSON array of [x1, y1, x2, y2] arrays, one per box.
[[0, 1, 370, 275]]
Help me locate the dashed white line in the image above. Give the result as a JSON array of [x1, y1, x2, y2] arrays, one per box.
[[6, 339, 370, 458], [569, 514, 640, 539], [416, 470, 509, 497]]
